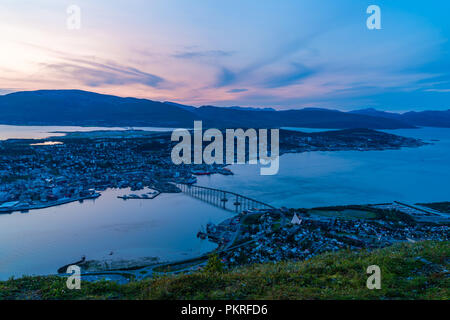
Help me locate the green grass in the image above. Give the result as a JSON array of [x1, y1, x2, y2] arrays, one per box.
[[271, 222, 282, 231], [242, 214, 263, 225], [0, 241, 448, 300]]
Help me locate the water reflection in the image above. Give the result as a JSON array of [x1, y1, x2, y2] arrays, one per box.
[[0, 189, 231, 280]]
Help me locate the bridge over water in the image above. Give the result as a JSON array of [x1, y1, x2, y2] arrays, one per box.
[[176, 184, 275, 213]]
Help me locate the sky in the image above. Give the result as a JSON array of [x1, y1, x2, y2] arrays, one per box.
[[0, 0, 449, 111]]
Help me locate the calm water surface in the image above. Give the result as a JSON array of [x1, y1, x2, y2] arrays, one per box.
[[0, 190, 231, 280], [0, 125, 175, 140], [197, 127, 450, 208]]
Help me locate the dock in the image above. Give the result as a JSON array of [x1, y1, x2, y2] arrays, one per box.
[[0, 193, 101, 214], [117, 191, 160, 200]]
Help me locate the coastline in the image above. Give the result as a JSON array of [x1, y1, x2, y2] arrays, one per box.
[[53, 200, 449, 282], [0, 126, 448, 281], [0, 193, 101, 214]]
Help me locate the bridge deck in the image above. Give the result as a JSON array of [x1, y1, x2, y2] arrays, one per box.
[[176, 183, 275, 212]]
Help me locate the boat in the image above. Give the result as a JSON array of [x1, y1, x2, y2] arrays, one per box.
[[220, 168, 234, 175], [194, 172, 212, 176], [197, 231, 207, 240], [184, 176, 197, 184]]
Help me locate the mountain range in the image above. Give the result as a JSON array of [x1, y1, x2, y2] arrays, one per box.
[[0, 90, 449, 129], [350, 108, 450, 128]]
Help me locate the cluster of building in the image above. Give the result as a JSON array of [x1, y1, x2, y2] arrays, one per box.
[[0, 135, 225, 212], [0, 128, 425, 213], [279, 128, 425, 154], [206, 208, 449, 267]]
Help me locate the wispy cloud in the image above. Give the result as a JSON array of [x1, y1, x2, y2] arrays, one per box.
[[215, 67, 238, 87], [261, 63, 317, 88], [40, 57, 165, 88], [424, 88, 450, 93], [227, 88, 248, 93], [173, 50, 234, 59], [1, 1, 449, 110]]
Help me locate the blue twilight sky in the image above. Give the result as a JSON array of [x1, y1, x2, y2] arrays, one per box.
[[0, 0, 449, 111]]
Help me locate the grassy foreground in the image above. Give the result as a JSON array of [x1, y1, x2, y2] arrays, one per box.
[[1, 241, 448, 300]]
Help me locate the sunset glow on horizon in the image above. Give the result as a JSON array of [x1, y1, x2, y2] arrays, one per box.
[[1, 0, 449, 111]]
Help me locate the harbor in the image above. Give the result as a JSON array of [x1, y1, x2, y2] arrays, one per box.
[[117, 189, 160, 200], [0, 191, 100, 214]]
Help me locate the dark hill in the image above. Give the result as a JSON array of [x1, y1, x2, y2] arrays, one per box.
[[402, 110, 450, 128], [0, 90, 197, 127], [351, 108, 450, 128], [0, 90, 416, 129], [192, 106, 414, 129]]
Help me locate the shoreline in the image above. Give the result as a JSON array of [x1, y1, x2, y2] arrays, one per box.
[[1, 198, 448, 281], [0, 193, 101, 214], [54, 200, 449, 281]]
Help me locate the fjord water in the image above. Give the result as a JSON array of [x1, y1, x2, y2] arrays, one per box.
[[0, 125, 175, 140], [0, 190, 231, 280], [197, 127, 450, 208], [0, 126, 449, 279]]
